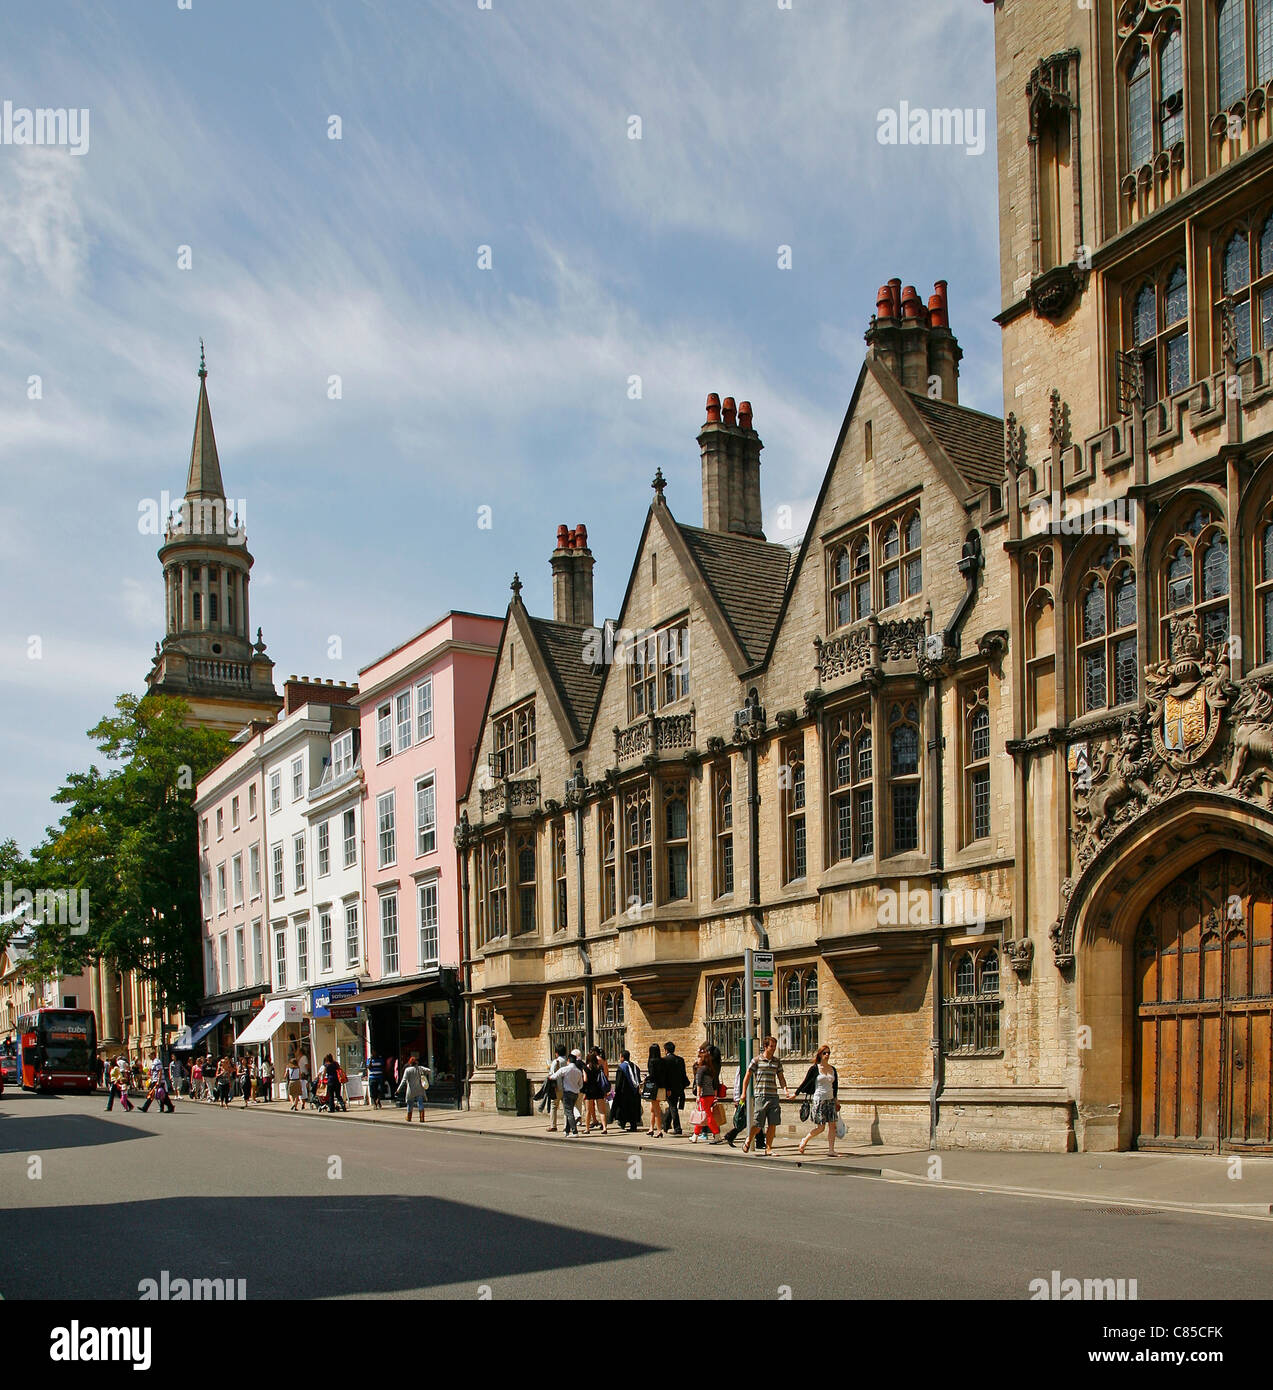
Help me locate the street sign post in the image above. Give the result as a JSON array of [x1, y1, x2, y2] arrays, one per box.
[[752, 950, 774, 992]]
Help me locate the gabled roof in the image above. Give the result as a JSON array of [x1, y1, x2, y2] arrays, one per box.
[[905, 391, 1004, 490], [526, 615, 606, 743], [674, 523, 797, 670], [185, 366, 225, 501]]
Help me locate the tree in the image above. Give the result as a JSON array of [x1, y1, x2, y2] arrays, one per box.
[[30, 694, 231, 1015]]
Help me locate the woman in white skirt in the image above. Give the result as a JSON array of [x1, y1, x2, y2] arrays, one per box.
[[796, 1044, 840, 1157]]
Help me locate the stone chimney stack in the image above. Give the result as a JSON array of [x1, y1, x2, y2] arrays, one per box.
[[864, 277, 962, 404], [699, 393, 764, 539], [550, 523, 595, 628]]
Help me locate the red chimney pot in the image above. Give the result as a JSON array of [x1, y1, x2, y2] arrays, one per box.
[[705, 393, 721, 424], [556, 524, 570, 551], [575, 523, 588, 548], [737, 401, 753, 430], [888, 278, 902, 319], [901, 285, 923, 319], [876, 285, 894, 319], [722, 396, 737, 426]]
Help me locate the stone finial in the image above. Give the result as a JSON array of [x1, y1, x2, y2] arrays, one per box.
[[198, 339, 207, 380], [652, 468, 666, 499], [510, 572, 523, 600]]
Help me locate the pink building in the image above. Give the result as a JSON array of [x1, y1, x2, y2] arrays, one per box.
[[352, 611, 500, 1098]]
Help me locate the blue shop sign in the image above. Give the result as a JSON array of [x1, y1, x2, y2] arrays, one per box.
[[311, 980, 360, 1018]]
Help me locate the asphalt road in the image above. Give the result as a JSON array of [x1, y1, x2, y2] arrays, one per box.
[[2, 1088, 1271, 1300]]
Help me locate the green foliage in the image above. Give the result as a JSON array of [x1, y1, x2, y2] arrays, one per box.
[[26, 694, 231, 1013]]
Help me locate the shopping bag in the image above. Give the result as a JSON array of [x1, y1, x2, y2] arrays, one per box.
[[689, 1104, 707, 1127], [835, 1115, 847, 1140]]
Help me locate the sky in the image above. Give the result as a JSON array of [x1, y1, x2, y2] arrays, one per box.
[[0, 0, 1000, 855]]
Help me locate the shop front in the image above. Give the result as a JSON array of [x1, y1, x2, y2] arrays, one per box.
[[212, 992, 262, 1059], [348, 971, 461, 1105], [310, 979, 366, 1102], [235, 995, 305, 1097]]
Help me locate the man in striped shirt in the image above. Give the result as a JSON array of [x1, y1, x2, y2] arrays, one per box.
[[741, 1034, 790, 1155]]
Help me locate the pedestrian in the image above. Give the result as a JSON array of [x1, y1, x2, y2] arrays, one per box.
[[141, 1075, 174, 1114], [335, 1060, 349, 1111], [260, 1056, 274, 1102], [544, 1045, 569, 1132], [168, 1055, 182, 1098], [215, 1056, 234, 1108], [105, 1058, 134, 1113], [690, 1045, 723, 1143], [359, 1057, 370, 1106], [558, 1049, 584, 1136], [662, 1041, 689, 1137], [643, 1043, 666, 1137], [396, 1053, 431, 1122], [239, 1056, 252, 1108], [610, 1049, 642, 1132], [298, 1049, 312, 1106], [322, 1054, 342, 1113], [189, 1056, 203, 1101], [740, 1035, 790, 1155], [366, 1051, 385, 1109], [796, 1044, 841, 1157], [285, 1058, 304, 1110], [582, 1047, 609, 1134]]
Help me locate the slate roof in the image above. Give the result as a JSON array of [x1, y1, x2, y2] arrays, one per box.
[[527, 616, 606, 741], [675, 523, 797, 669], [905, 392, 1004, 490]]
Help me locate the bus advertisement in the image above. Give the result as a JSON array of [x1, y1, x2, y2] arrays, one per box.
[[17, 1009, 98, 1092]]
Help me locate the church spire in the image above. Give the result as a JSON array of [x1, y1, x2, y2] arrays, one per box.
[[185, 341, 226, 501]]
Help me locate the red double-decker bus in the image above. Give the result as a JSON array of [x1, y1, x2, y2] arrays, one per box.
[[17, 1009, 98, 1092]]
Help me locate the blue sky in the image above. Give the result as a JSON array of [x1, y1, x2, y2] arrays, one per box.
[[0, 0, 999, 854]]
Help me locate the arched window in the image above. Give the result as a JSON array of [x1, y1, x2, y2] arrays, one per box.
[[828, 707, 872, 864], [1223, 231, 1253, 360], [1215, 212, 1273, 362], [624, 786, 653, 907], [1158, 507, 1230, 654], [208, 591, 219, 623], [1025, 580, 1056, 733], [1131, 266, 1189, 406], [1159, 27, 1185, 148], [943, 945, 1002, 1055], [663, 781, 689, 901], [1076, 549, 1139, 714], [714, 765, 733, 898], [599, 803, 616, 921], [516, 834, 536, 935], [831, 546, 852, 628], [1257, 515, 1273, 664], [192, 591, 202, 623], [888, 701, 921, 854], [880, 510, 922, 610], [851, 535, 871, 619], [962, 685, 991, 844], [1127, 46, 1153, 167], [1218, 0, 1248, 108], [776, 967, 821, 1058]]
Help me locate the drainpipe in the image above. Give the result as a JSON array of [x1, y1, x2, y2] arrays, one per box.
[[455, 811, 474, 1109], [735, 690, 769, 1036], [567, 763, 593, 1051], [926, 529, 983, 1148]]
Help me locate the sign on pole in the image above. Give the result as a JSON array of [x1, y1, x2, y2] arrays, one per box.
[[752, 950, 774, 992]]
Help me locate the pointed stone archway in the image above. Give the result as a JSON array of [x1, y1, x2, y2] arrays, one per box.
[[1061, 794, 1273, 1151]]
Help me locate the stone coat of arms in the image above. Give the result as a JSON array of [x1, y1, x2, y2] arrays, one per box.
[[1143, 614, 1229, 769]]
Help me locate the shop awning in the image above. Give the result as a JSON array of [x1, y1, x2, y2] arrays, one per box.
[[234, 1001, 296, 1046], [324, 982, 423, 1010], [171, 1013, 227, 1051]]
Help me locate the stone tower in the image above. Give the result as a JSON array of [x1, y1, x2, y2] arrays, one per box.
[[145, 347, 282, 731]]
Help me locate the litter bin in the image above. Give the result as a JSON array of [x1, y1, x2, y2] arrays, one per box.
[[494, 1067, 531, 1115]]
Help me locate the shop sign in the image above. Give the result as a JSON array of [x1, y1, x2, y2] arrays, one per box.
[[311, 979, 360, 1018]]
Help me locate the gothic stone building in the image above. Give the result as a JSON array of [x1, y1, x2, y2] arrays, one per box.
[[456, 0, 1273, 1154]]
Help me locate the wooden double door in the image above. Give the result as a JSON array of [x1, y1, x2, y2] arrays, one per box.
[[1135, 852, 1273, 1151]]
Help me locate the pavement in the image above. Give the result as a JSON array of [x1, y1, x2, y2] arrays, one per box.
[[208, 1093, 1273, 1219]]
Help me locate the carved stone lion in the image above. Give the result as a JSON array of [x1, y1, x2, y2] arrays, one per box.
[[1225, 677, 1273, 791]]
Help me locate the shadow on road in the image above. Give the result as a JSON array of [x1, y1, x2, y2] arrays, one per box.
[[0, 1110, 160, 1154], [1, 1195, 660, 1298]]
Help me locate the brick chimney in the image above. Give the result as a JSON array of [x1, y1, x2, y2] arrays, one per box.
[[283, 676, 359, 716], [550, 524, 595, 628], [865, 278, 962, 404], [699, 393, 764, 539]]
